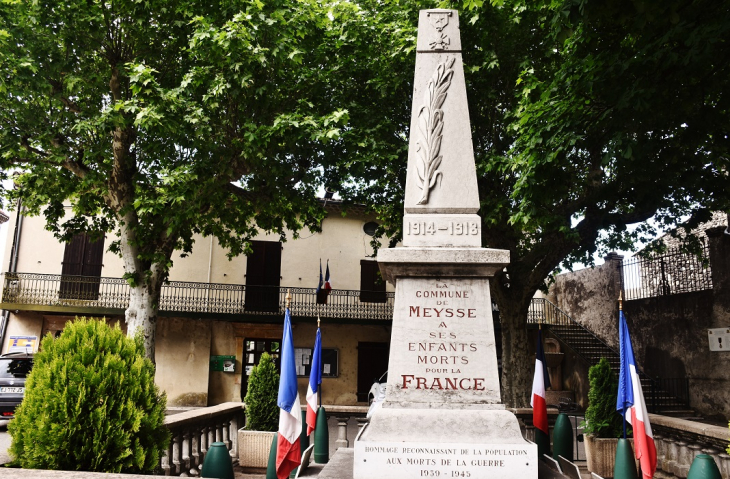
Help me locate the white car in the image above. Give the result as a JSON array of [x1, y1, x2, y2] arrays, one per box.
[[367, 371, 387, 419]]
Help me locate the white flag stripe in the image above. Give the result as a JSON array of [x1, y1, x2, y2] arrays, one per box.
[[279, 393, 302, 443], [627, 364, 653, 436], [530, 358, 546, 407]]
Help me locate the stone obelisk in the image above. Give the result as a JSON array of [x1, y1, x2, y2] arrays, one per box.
[[353, 9, 537, 479]]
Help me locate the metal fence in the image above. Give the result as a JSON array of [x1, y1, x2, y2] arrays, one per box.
[[0, 272, 395, 321], [620, 244, 713, 300]]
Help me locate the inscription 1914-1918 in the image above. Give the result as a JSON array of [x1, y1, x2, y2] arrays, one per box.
[[407, 220, 479, 236]]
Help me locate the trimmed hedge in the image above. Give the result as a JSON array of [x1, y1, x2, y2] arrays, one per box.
[[583, 357, 624, 438], [8, 318, 169, 473], [244, 351, 279, 431]]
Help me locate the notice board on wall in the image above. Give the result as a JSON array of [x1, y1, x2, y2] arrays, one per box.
[[293, 347, 339, 378]]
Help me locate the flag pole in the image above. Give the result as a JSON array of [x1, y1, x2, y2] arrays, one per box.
[[317, 312, 322, 409], [619, 291, 627, 440]]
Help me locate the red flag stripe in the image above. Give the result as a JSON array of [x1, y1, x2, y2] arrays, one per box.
[[532, 393, 548, 435], [276, 433, 301, 479]]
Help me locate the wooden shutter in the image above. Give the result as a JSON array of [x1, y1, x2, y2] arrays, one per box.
[[244, 241, 282, 312], [59, 233, 104, 300], [360, 260, 386, 303], [357, 342, 389, 402]]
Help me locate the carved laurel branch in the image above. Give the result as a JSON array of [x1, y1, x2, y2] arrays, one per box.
[[416, 56, 455, 205]]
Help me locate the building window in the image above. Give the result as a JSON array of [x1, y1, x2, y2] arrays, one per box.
[[241, 338, 281, 399], [59, 233, 104, 300], [360, 260, 386, 303], [357, 342, 389, 402], [244, 241, 282, 312]]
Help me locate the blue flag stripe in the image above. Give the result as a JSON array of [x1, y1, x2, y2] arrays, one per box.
[[617, 310, 636, 415], [278, 308, 299, 413]]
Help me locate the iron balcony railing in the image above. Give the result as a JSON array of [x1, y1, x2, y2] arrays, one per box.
[[0, 272, 394, 321], [620, 243, 713, 301]]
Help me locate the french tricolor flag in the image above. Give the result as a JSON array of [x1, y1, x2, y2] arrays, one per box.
[[276, 308, 301, 479], [531, 328, 551, 436], [324, 261, 332, 292], [617, 310, 657, 479], [306, 327, 322, 436]]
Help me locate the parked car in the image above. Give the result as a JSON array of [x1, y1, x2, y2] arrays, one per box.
[[367, 371, 387, 419], [0, 352, 34, 420]]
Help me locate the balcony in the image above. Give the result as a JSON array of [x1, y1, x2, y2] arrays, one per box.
[[0, 273, 394, 324]]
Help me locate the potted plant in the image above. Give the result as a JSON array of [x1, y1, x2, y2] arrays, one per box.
[[582, 357, 627, 478], [239, 352, 280, 471]]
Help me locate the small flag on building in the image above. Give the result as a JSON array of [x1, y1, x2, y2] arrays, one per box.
[[324, 261, 332, 292], [306, 327, 322, 436], [316, 260, 332, 305], [617, 310, 657, 479], [531, 328, 551, 438], [316, 260, 324, 294], [276, 306, 302, 479]]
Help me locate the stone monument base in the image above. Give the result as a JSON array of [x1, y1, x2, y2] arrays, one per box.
[[354, 407, 538, 478]]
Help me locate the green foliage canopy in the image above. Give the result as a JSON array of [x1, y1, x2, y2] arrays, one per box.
[[0, 0, 351, 356], [324, 0, 730, 405], [244, 351, 280, 432], [8, 318, 169, 473]]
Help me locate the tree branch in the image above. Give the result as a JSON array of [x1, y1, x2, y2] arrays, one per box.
[[49, 79, 82, 114]]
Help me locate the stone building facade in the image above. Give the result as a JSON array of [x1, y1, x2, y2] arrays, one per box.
[[0, 200, 394, 408]]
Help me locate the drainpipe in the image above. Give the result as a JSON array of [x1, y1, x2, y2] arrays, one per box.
[[206, 235, 213, 312], [0, 198, 24, 353]]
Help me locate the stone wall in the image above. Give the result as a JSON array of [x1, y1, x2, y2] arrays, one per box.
[[548, 253, 623, 351], [549, 226, 730, 421]]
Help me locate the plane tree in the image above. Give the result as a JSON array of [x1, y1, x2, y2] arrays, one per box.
[[326, 0, 730, 406], [0, 0, 349, 359]]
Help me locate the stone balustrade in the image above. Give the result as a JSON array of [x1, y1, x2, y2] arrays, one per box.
[[161, 402, 244, 476], [649, 413, 729, 478], [322, 405, 369, 451]]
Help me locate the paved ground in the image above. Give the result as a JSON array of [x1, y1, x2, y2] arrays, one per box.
[[0, 416, 591, 478]]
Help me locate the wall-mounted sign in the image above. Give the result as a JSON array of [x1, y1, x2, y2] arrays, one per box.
[[708, 328, 730, 352], [7, 336, 37, 353], [210, 355, 236, 372]]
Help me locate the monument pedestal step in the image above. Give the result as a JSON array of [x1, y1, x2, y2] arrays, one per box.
[[353, 407, 538, 478]]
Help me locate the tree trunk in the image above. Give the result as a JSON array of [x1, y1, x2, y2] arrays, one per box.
[[116, 211, 169, 362], [499, 297, 533, 408], [126, 282, 160, 362]]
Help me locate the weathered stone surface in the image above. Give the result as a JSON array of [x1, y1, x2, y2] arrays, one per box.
[[377, 247, 509, 285], [402, 213, 481, 247], [383, 277, 501, 408], [550, 232, 730, 419], [404, 11, 478, 215], [416, 9, 462, 53], [355, 409, 537, 478], [358, 8, 535, 479]]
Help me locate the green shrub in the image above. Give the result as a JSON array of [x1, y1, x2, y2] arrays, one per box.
[[8, 318, 169, 473], [583, 357, 624, 438], [244, 351, 279, 431]]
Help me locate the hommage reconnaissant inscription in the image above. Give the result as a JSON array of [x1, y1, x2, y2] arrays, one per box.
[[353, 9, 537, 479]]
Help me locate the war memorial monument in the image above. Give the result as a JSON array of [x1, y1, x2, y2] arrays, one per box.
[[353, 9, 538, 479]]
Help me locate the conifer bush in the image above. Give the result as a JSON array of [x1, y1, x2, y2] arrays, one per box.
[[244, 351, 279, 431], [8, 318, 169, 473], [583, 357, 624, 438]]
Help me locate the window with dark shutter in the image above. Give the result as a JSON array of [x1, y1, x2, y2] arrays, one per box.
[[357, 341, 389, 402], [244, 241, 282, 312], [360, 259, 386, 303], [59, 233, 104, 300]]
